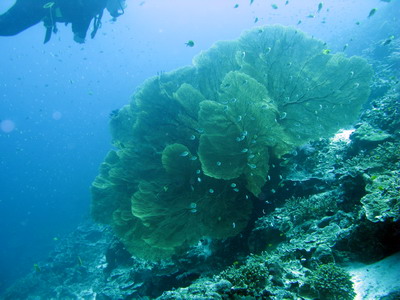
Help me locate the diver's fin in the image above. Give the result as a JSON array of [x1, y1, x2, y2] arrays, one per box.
[[90, 11, 103, 39], [43, 26, 52, 43]]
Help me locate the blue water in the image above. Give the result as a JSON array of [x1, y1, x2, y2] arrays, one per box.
[[0, 0, 396, 292]]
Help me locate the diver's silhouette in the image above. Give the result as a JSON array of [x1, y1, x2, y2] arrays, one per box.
[[0, 0, 126, 43]]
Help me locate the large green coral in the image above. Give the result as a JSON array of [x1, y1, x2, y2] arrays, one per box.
[[91, 25, 372, 260]]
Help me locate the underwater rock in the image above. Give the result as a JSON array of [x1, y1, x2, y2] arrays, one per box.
[[1, 221, 227, 299], [361, 172, 400, 222], [351, 123, 392, 148], [158, 279, 232, 299]]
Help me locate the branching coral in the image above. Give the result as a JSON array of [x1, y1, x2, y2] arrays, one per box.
[[91, 25, 372, 260], [308, 263, 356, 300]]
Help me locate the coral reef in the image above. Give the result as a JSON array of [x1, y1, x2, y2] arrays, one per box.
[[3, 32, 400, 299]]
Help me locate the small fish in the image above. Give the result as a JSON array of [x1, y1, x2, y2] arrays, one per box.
[[297, 20, 302, 25], [285, 1, 289, 5], [342, 43, 348, 51], [271, 4, 278, 9], [77, 256, 83, 266], [180, 151, 189, 157], [254, 17, 259, 23], [33, 264, 41, 272], [109, 109, 119, 118], [382, 35, 395, 46], [322, 49, 331, 55], [185, 40, 194, 47], [43, 2, 55, 9], [368, 8, 377, 18], [250, 0, 254, 5], [234, 4, 239, 8], [307, 14, 315, 18], [317, 2, 323, 13]]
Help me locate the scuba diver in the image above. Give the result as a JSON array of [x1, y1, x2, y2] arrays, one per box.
[[0, 0, 126, 43]]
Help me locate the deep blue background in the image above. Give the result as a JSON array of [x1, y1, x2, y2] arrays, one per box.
[[0, 0, 395, 292]]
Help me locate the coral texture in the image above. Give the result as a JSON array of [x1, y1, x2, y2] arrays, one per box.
[[91, 25, 372, 259]]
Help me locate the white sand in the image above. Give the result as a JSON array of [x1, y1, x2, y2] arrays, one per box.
[[346, 252, 400, 299]]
